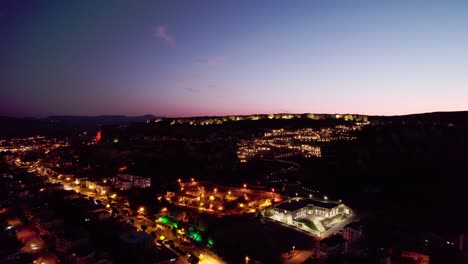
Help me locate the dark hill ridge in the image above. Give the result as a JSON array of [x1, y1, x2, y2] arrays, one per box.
[[46, 115, 161, 125], [1, 111, 468, 138], [0, 116, 75, 138], [369, 111, 468, 125], [0, 115, 162, 138]]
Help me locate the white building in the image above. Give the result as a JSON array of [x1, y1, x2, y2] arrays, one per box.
[[115, 174, 151, 190], [273, 198, 343, 222]]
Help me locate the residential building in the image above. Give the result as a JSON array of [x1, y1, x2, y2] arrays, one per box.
[[401, 251, 429, 264], [340, 222, 363, 242], [314, 234, 346, 261]]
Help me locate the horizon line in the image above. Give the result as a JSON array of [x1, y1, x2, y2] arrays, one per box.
[[3, 110, 468, 120]]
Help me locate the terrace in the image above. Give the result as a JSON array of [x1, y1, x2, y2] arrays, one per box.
[[166, 180, 283, 216]]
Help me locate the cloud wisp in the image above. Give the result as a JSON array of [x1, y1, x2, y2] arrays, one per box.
[[184, 87, 199, 93], [196, 56, 224, 66], [154, 25, 174, 46]]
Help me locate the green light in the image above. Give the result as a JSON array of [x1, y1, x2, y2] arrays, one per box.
[[208, 239, 214, 246], [160, 216, 170, 225], [189, 231, 203, 242], [160, 216, 178, 229]]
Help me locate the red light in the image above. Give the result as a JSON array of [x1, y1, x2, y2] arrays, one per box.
[[95, 130, 102, 143]]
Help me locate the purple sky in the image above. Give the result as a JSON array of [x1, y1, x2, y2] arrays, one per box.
[[1, 0, 468, 117]]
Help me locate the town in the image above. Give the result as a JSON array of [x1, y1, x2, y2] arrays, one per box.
[[3, 1, 468, 263], [2, 113, 462, 264]]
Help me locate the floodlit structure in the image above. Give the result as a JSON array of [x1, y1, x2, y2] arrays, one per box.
[[268, 197, 351, 237], [273, 198, 344, 221]]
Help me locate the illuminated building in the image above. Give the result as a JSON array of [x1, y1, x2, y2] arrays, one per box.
[[273, 198, 343, 221], [268, 197, 350, 236]]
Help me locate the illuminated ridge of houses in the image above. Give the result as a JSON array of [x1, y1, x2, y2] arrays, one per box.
[[0, 136, 70, 153], [237, 125, 363, 162], [147, 113, 369, 126]]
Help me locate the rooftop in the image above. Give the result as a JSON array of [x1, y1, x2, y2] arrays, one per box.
[[312, 200, 341, 209], [276, 198, 341, 211]]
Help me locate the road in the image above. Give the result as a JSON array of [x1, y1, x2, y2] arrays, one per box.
[[10, 158, 225, 264], [281, 249, 314, 264], [199, 254, 226, 264]]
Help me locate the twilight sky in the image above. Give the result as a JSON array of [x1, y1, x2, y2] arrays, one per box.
[[1, 0, 468, 117]]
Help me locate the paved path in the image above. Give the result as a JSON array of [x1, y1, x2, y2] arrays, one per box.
[[281, 250, 314, 264]]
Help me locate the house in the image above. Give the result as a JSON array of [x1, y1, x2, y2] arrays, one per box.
[[314, 234, 346, 261], [55, 230, 90, 253], [401, 251, 429, 264], [340, 222, 363, 242]]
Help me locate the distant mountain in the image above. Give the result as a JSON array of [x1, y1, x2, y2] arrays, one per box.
[[0, 115, 163, 138], [0, 116, 74, 138], [46, 115, 162, 126], [2, 111, 468, 139]]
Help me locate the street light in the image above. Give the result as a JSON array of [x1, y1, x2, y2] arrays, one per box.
[[245, 256, 250, 263], [243, 184, 247, 189], [271, 188, 275, 193]]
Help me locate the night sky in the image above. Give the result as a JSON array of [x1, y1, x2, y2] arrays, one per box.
[[1, 0, 468, 117]]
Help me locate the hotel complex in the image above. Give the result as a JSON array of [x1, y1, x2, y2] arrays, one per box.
[[267, 197, 352, 237]]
